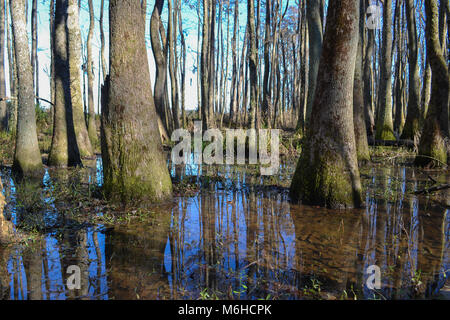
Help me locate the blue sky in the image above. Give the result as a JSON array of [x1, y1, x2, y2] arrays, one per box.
[[3, 0, 251, 114]]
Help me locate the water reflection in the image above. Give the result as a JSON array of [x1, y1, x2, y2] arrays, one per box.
[[0, 158, 448, 300]]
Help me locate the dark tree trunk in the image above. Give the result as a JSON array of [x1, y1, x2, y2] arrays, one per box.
[[401, 0, 421, 140], [353, 0, 369, 161], [415, 0, 449, 166], [150, 0, 171, 138], [290, 0, 362, 209], [247, 0, 257, 129], [305, 0, 323, 126]]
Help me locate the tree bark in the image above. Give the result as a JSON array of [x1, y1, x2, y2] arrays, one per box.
[[262, 0, 272, 128], [363, 0, 375, 138], [10, 0, 43, 177], [290, 0, 362, 209], [375, 0, 396, 141], [86, 0, 97, 147], [102, 0, 173, 204], [150, 0, 171, 136], [229, 0, 239, 127], [0, 0, 7, 131], [305, 0, 323, 126], [168, 0, 180, 130], [247, 0, 258, 129], [48, 0, 82, 167], [353, 0, 369, 161], [415, 0, 449, 166], [401, 0, 422, 140], [100, 0, 107, 81], [67, 0, 93, 157], [31, 0, 38, 103]]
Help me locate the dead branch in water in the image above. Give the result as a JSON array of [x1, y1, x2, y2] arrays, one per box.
[[413, 184, 450, 195]]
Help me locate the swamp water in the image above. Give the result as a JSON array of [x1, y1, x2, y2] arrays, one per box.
[[0, 156, 448, 300]]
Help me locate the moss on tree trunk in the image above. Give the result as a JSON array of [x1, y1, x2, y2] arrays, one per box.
[[10, 0, 43, 177], [290, 0, 363, 209], [102, 0, 173, 204]]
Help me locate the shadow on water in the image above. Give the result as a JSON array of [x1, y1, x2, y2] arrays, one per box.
[[0, 156, 449, 300]]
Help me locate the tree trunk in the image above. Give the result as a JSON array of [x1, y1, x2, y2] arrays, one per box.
[[262, 0, 272, 128], [363, 1, 375, 138], [247, 0, 257, 129], [150, 0, 171, 137], [415, 0, 449, 166], [100, 0, 107, 81], [401, 0, 422, 140], [177, 0, 186, 128], [421, 57, 432, 121], [10, 0, 43, 177], [48, 0, 82, 167], [290, 0, 362, 209], [31, 0, 38, 104], [86, 0, 97, 148], [102, 0, 173, 204], [6, 0, 17, 133], [168, 0, 179, 130], [353, 0, 369, 162], [201, 0, 211, 130], [375, 0, 396, 141], [0, 0, 7, 131], [305, 0, 323, 126], [67, 0, 93, 157], [229, 0, 239, 127]]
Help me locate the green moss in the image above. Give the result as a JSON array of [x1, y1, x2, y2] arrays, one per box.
[[415, 141, 447, 167], [376, 125, 396, 141], [290, 146, 362, 209]]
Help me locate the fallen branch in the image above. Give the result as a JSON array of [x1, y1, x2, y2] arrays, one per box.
[[413, 184, 450, 195]]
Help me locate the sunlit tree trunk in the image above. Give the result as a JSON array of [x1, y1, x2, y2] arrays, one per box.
[[6, 0, 17, 133], [100, 0, 107, 81], [0, 0, 7, 131], [67, 0, 93, 158], [168, 0, 180, 130], [290, 0, 362, 209], [421, 57, 431, 121], [102, 0, 173, 203], [31, 0, 38, 104], [48, 0, 82, 167], [415, 0, 449, 166], [86, 0, 97, 147], [375, 0, 396, 141], [10, 0, 43, 177]]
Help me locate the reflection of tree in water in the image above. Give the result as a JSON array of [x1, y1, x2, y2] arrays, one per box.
[[105, 214, 171, 299], [0, 165, 448, 300]]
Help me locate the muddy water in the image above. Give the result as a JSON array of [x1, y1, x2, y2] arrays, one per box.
[[0, 157, 448, 300]]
